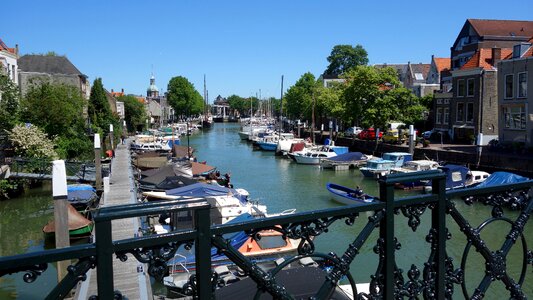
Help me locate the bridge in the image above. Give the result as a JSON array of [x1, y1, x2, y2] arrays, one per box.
[[0, 144, 532, 299], [3, 157, 107, 183]]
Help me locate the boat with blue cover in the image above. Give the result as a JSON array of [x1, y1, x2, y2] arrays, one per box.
[[326, 182, 375, 205], [320, 152, 372, 169], [67, 184, 98, 210], [472, 171, 529, 188], [359, 152, 412, 178]]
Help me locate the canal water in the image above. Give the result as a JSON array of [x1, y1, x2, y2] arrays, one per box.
[[1, 122, 531, 298]]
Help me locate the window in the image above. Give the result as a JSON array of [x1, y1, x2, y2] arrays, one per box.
[[457, 79, 465, 97], [436, 99, 442, 104], [414, 73, 424, 80], [467, 78, 475, 96], [436, 108, 443, 124], [505, 74, 514, 99], [456, 103, 465, 122], [518, 72, 527, 98], [444, 108, 449, 124], [503, 105, 526, 129], [466, 103, 474, 123]]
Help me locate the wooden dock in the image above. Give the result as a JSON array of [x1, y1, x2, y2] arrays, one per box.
[[74, 141, 153, 300]]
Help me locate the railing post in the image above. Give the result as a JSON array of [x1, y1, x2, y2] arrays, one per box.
[[95, 217, 114, 298], [94, 134, 102, 190], [432, 172, 447, 298], [195, 206, 212, 299], [379, 179, 395, 299]]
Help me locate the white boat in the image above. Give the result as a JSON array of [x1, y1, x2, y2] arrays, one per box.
[[293, 145, 349, 165], [389, 160, 441, 189], [142, 183, 267, 225], [275, 133, 305, 155]]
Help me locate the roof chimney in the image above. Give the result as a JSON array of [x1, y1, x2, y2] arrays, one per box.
[[492, 48, 501, 65], [111, 89, 114, 93], [121, 88, 124, 93], [15, 44, 19, 56]]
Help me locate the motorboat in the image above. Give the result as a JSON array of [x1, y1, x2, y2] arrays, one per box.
[[293, 145, 349, 165], [359, 152, 412, 178], [326, 183, 374, 205], [320, 152, 372, 170], [423, 164, 489, 193], [141, 183, 268, 226], [389, 160, 441, 189]]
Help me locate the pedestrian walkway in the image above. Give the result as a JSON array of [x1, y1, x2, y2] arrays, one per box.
[[74, 140, 152, 300]]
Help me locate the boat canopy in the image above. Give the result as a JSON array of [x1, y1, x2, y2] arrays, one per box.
[[475, 172, 530, 188], [440, 164, 469, 189], [326, 152, 364, 162], [165, 183, 248, 204]]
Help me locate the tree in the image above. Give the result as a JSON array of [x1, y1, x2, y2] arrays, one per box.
[[20, 82, 93, 159], [284, 72, 316, 121], [88, 78, 114, 131], [325, 44, 369, 75], [167, 76, 203, 118], [0, 74, 20, 131], [21, 82, 86, 137], [118, 95, 148, 132], [8, 124, 58, 159], [227, 94, 248, 116], [342, 66, 428, 129]]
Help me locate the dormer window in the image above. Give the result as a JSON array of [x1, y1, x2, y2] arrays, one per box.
[[414, 73, 424, 80]]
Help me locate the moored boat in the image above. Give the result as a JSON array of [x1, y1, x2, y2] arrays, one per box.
[[293, 145, 349, 165], [359, 152, 412, 178], [320, 152, 372, 170], [42, 203, 94, 240], [326, 182, 374, 205]]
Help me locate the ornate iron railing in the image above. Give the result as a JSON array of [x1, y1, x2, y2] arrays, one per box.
[[0, 170, 531, 299]]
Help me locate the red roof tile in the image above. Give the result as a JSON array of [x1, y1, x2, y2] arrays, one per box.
[[468, 19, 533, 38], [434, 58, 451, 72], [0, 38, 16, 54], [461, 48, 512, 70]]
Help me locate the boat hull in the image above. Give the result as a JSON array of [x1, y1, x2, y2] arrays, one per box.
[[326, 183, 374, 205], [257, 142, 277, 151]]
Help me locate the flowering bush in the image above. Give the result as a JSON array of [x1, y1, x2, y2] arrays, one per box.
[[8, 124, 58, 160]]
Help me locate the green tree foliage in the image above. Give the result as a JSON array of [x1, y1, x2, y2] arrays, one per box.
[[8, 124, 58, 159], [315, 83, 344, 120], [325, 44, 369, 75], [19, 82, 92, 159], [342, 66, 427, 129], [167, 76, 203, 117], [0, 74, 20, 131], [21, 82, 86, 137], [227, 94, 248, 116], [284, 72, 316, 121], [88, 78, 114, 131], [118, 95, 148, 132]]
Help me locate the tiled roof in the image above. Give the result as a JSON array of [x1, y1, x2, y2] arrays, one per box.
[[410, 63, 431, 79], [461, 48, 513, 70], [18, 55, 83, 75], [434, 58, 451, 72], [468, 19, 533, 38], [0, 38, 16, 54]]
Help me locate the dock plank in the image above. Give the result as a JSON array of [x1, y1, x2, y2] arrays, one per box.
[[74, 141, 152, 300]]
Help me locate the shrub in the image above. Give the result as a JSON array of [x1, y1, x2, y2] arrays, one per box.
[[8, 124, 58, 160]]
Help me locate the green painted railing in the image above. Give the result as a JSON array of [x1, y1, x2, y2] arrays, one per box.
[[0, 170, 532, 299]]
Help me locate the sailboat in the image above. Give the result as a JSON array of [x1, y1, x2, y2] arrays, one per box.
[[201, 75, 213, 129]]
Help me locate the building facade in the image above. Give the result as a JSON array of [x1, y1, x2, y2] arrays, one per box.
[[0, 38, 19, 85], [17, 55, 90, 99], [497, 41, 533, 146]]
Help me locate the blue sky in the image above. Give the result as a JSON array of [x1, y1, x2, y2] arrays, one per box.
[[2, 1, 532, 102]]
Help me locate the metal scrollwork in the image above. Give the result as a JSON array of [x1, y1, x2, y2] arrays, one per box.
[[400, 203, 429, 232], [0, 263, 48, 283], [463, 188, 531, 212], [115, 240, 194, 280]]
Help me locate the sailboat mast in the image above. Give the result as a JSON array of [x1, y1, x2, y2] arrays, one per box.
[[279, 75, 283, 137]]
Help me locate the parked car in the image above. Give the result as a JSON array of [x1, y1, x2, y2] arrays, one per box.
[[382, 129, 405, 144], [344, 126, 363, 137], [358, 128, 383, 140]]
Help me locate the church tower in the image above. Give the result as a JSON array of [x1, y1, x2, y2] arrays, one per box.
[[147, 74, 159, 98]]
